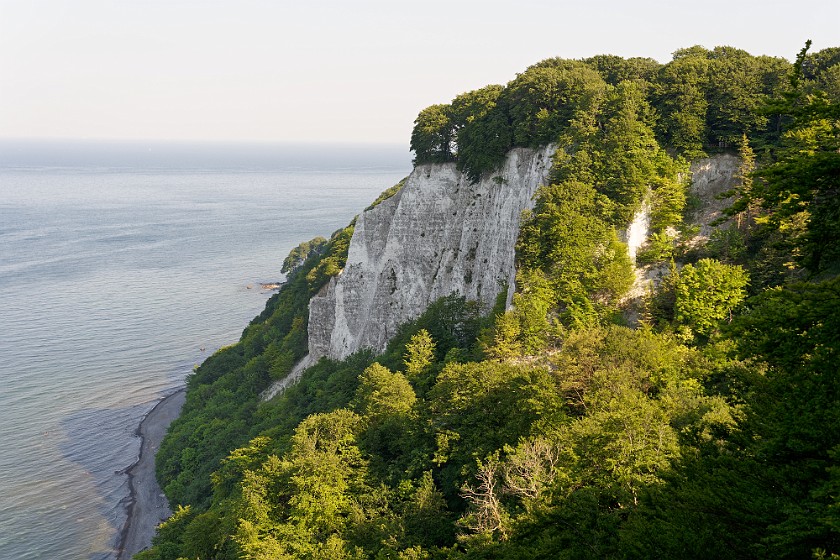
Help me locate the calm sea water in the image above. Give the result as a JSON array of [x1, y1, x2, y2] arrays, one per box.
[[0, 140, 410, 559]]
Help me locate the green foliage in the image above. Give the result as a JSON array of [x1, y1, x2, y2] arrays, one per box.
[[720, 133, 758, 228], [409, 47, 791, 182], [410, 58, 608, 181], [281, 236, 327, 275], [705, 228, 747, 264], [427, 361, 564, 492], [636, 231, 677, 265], [403, 329, 436, 380], [587, 81, 660, 221], [748, 42, 840, 272], [156, 215, 358, 511], [653, 49, 711, 158], [548, 78, 685, 226], [483, 310, 522, 361], [305, 223, 356, 290], [410, 86, 506, 173], [366, 177, 408, 211], [133, 505, 196, 560], [652, 45, 791, 157], [625, 278, 840, 558], [376, 294, 486, 373], [353, 363, 417, 482], [706, 46, 774, 145], [254, 350, 376, 443], [674, 258, 749, 338], [517, 180, 634, 327], [504, 59, 606, 148], [583, 54, 661, 85], [648, 157, 689, 232], [411, 104, 455, 165], [353, 362, 416, 420], [455, 104, 513, 183], [410, 83, 513, 182], [454, 326, 730, 558], [234, 409, 369, 559], [509, 270, 555, 353]]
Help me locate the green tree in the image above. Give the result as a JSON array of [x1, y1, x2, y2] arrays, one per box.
[[510, 269, 554, 353], [484, 310, 522, 361], [706, 46, 771, 145], [624, 278, 840, 559], [504, 58, 606, 147], [404, 329, 436, 380], [674, 258, 749, 338], [235, 410, 368, 558], [353, 363, 416, 420], [752, 41, 840, 272], [448, 84, 510, 181], [459, 326, 726, 559], [721, 133, 757, 230], [518, 180, 634, 326], [583, 54, 661, 85], [595, 81, 663, 222], [454, 104, 513, 182], [449, 85, 504, 144], [282, 236, 327, 275], [427, 361, 563, 491], [410, 104, 455, 164], [653, 47, 711, 158]]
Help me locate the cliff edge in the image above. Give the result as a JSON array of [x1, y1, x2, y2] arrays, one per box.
[[308, 146, 555, 361]]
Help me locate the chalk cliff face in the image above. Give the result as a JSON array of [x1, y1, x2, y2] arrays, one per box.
[[687, 153, 740, 239], [308, 146, 556, 360]]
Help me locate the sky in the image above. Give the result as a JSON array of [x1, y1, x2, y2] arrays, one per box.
[[1, 0, 838, 145]]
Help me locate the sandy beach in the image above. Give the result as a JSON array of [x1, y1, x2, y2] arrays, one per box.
[[117, 389, 186, 560]]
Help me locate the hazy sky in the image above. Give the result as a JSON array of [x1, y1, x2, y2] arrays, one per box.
[[1, 0, 837, 144]]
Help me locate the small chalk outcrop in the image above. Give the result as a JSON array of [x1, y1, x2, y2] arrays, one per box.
[[686, 153, 741, 241], [620, 154, 742, 325]]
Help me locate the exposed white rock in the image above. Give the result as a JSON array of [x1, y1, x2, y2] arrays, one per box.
[[621, 153, 740, 264], [621, 201, 654, 313], [261, 354, 313, 401], [624, 199, 651, 265], [308, 146, 556, 360], [620, 154, 741, 326], [687, 153, 741, 241]]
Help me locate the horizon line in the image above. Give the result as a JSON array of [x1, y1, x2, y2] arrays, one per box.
[[0, 137, 411, 148]]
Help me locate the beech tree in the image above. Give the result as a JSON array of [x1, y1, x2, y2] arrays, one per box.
[[518, 180, 634, 326], [653, 48, 711, 158], [410, 104, 454, 164], [754, 42, 840, 272], [403, 329, 435, 380], [674, 258, 749, 338]]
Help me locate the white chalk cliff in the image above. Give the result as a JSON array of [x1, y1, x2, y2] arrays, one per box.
[[303, 148, 740, 364], [308, 146, 556, 361]]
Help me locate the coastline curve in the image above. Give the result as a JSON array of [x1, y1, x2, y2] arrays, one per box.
[[116, 388, 186, 560]]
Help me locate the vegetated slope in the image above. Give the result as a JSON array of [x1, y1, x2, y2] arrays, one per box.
[[141, 43, 840, 560]]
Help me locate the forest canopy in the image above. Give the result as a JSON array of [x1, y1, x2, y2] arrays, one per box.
[[410, 46, 795, 180]]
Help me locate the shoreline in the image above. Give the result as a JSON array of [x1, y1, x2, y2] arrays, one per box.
[[116, 388, 186, 560]]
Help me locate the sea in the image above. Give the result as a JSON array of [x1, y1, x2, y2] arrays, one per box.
[[0, 139, 411, 559]]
